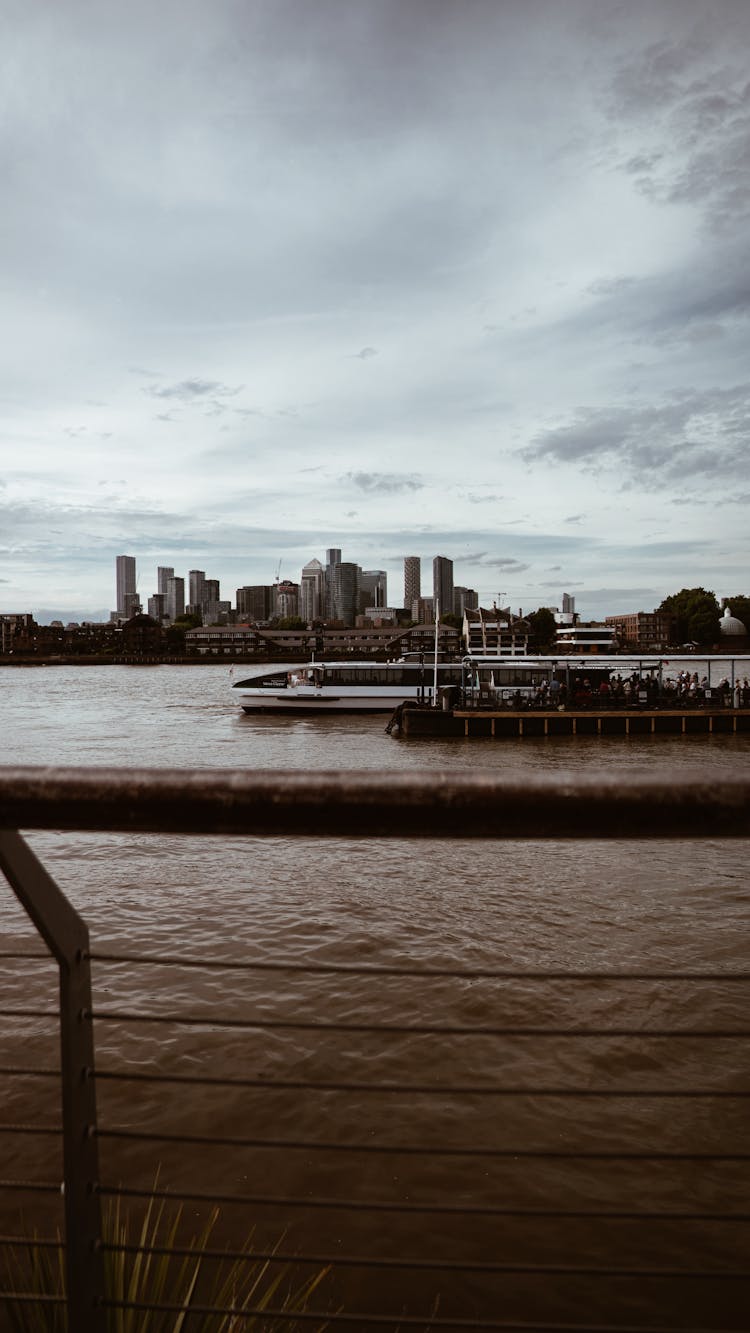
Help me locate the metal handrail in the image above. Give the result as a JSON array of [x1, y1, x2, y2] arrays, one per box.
[[1, 764, 749, 836]]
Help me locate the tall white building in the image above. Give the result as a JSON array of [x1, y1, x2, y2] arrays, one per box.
[[115, 555, 136, 617], [300, 558, 325, 622]]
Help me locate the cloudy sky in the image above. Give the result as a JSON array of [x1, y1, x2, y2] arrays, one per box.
[[2, 0, 749, 620]]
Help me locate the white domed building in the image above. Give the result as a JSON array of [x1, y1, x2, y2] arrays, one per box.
[[719, 606, 749, 647]]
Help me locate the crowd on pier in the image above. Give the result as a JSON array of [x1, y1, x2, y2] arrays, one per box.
[[487, 671, 750, 711]]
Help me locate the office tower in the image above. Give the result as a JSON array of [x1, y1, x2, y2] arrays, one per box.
[[116, 555, 136, 617], [433, 555, 454, 619], [403, 556, 421, 610], [454, 586, 478, 618], [165, 576, 185, 621], [157, 566, 174, 598], [202, 579, 221, 624], [148, 594, 166, 621], [412, 596, 435, 623], [188, 570, 206, 614], [332, 562, 361, 626], [325, 548, 342, 619], [275, 580, 300, 620], [562, 593, 575, 615], [360, 570, 388, 612], [123, 593, 141, 618], [300, 558, 324, 622], [236, 586, 274, 622]]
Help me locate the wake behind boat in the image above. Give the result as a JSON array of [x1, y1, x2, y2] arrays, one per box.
[[231, 660, 463, 713]]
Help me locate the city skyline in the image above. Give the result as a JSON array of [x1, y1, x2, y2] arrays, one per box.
[[2, 1, 749, 619]]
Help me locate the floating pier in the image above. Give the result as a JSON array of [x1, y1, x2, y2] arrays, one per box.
[[394, 706, 750, 739]]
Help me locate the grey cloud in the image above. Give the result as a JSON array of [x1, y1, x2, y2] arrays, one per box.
[[350, 347, 378, 359], [523, 385, 750, 483], [346, 472, 423, 494], [564, 514, 585, 524], [586, 276, 636, 298], [145, 379, 244, 401], [607, 30, 750, 233], [476, 557, 530, 572]]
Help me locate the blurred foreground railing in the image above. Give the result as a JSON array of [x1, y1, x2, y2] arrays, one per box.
[[0, 766, 749, 1332]]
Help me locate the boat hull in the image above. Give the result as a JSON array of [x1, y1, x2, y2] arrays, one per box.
[[238, 689, 431, 714]]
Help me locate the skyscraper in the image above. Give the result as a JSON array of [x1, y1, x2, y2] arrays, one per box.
[[165, 576, 185, 621], [157, 566, 174, 597], [332, 562, 361, 626], [300, 558, 325, 622], [454, 586, 478, 618], [236, 586, 274, 622], [360, 570, 388, 611], [403, 556, 421, 610], [433, 555, 453, 619], [115, 555, 136, 617], [324, 548, 342, 619], [188, 570, 205, 614]]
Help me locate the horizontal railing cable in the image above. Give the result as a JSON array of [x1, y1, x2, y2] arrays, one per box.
[[94, 1300, 747, 1330], [0, 1179, 63, 1194], [98, 1184, 750, 1222], [86, 952, 750, 981], [83, 1008, 750, 1038], [93, 1068, 750, 1096], [2, 1008, 60, 1020], [0, 1123, 61, 1136], [98, 1240, 750, 1280], [97, 1127, 750, 1160], [0, 1235, 61, 1249], [0, 1294, 66, 1307], [0, 1066, 60, 1079]]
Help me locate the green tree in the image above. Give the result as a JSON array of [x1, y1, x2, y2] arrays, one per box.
[[439, 612, 462, 628], [658, 588, 720, 646], [527, 606, 557, 650]]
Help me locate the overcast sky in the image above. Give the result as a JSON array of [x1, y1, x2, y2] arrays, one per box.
[[2, 0, 749, 620]]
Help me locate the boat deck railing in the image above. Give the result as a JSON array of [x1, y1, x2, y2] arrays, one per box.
[[1, 766, 749, 1332]]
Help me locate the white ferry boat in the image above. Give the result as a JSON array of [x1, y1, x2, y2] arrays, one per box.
[[231, 660, 464, 713], [232, 653, 749, 714]]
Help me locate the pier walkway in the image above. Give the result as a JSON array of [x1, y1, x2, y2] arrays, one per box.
[[397, 706, 750, 739]]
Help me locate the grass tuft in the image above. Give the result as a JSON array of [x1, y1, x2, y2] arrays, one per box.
[[3, 1193, 331, 1332]]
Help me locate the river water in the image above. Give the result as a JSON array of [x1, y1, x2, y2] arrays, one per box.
[[1, 665, 749, 1329]]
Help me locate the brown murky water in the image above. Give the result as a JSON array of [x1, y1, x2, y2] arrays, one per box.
[[1, 666, 749, 1328]]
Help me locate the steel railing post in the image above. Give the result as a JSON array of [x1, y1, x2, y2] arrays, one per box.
[[0, 830, 106, 1332]]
